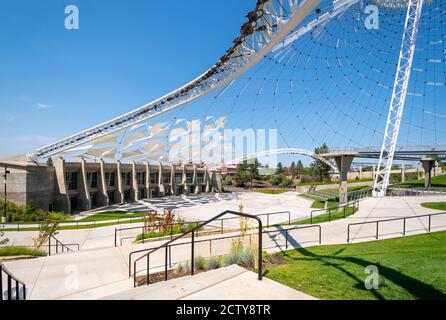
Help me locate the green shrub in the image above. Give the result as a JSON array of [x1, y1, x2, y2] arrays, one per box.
[[0, 246, 46, 257], [194, 256, 207, 271], [0, 199, 69, 222], [206, 256, 221, 270], [222, 240, 256, 268]]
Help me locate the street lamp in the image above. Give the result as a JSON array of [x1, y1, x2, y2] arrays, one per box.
[[2, 165, 10, 224]]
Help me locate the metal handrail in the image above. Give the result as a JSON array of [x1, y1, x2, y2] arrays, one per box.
[[129, 224, 322, 274], [115, 210, 290, 247], [309, 200, 359, 224], [48, 235, 80, 256], [129, 210, 263, 287], [0, 263, 26, 300], [347, 211, 446, 243]]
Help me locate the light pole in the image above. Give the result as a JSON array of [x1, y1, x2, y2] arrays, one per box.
[[2, 165, 10, 224]]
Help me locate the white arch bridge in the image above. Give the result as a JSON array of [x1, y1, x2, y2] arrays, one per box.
[[213, 148, 337, 171]]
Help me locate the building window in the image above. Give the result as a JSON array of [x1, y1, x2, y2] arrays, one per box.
[[91, 193, 98, 207], [65, 172, 78, 191], [137, 172, 146, 185], [162, 172, 170, 184], [105, 172, 115, 187], [70, 196, 77, 210], [124, 190, 131, 201], [196, 173, 204, 184], [174, 173, 183, 184], [138, 188, 146, 199], [87, 172, 98, 189], [108, 191, 115, 203], [186, 173, 193, 184], [150, 172, 159, 184], [121, 172, 131, 186]]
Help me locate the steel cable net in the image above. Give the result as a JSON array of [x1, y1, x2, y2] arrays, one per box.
[[157, 0, 446, 161], [55, 0, 445, 165]]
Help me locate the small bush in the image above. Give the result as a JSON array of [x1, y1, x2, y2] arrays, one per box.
[[222, 240, 256, 268], [194, 256, 207, 271], [206, 256, 221, 270], [0, 246, 46, 257]]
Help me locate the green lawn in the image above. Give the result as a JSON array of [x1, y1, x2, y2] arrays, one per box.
[[0, 246, 46, 257], [293, 206, 357, 225], [397, 174, 446, 188], [78, 211, 149, 222], [311, 200, 339, 209], [421, 202, 446, 211], [255, 189, 290, 195], [264, 231, 446, 300]]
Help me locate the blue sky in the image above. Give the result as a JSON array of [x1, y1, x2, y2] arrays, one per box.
[[0, 0, 444, 166], [0, 0, 254, 157]]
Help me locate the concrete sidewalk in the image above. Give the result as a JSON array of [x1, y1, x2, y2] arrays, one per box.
[[3, 195, 446, 300]]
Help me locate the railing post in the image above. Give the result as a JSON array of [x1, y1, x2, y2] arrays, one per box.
[[288, 212, 291, 226], [347, 225, 350, 243], [146, 255, 150, 285], [328, 208, 331, 222], [376, 221, 379, 240], [318, 226, 321, 244], [114, 228, 117, 247], [48, 236, 51, 256], [267, 214, 270, 228], [56, 241, 59, 254], [191, 231, 195, 276], [343, 206, 346, 219], [15, 280, 19, 300], [310, 211, 313, 224], [428, 215, 431, 232], [221, 219, 224, 235], [22, 284, 26, 300], [142, 227, 145, 244], [257, 220, 263, 281], [403, 218, 406, 236], [285, 229, 288, 249], [164, 245, 168, 281], [7, 274, 12, 300]]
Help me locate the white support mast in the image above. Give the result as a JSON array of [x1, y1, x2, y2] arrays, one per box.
[[373, 0, 424, 197]]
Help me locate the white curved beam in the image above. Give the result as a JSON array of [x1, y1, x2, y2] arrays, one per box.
[[33, 0, 323, 160], [214, 148, 337, 171]]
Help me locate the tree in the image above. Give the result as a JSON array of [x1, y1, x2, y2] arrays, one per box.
[[234, 159, 260, 188], [275, 162, 285, 175], [311, 143, 331, 182], [290, 161, 297, 178], [33, 217, 60, 249]]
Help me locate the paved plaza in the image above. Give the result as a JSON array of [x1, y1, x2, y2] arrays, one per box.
[[2, 192, 446, 300]]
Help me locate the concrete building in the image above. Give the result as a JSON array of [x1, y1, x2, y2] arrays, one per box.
[[0, 155, 221, 214]]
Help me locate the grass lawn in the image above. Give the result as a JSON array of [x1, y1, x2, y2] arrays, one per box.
[[264, 231, 446, 300], [397, 175, 446, 188], [0, 246, 46, 257], [421, 202, 446, 211], [255, 189, 290, 195], [78, 211, 150, 222], [311, 200, 339, 209], [293, 206, 357, 225]]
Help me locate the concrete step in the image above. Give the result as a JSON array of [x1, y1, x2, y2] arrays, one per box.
[[101, 265, 316, 300]]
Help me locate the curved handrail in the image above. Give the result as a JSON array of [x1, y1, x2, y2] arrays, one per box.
[[0, 263, 26, 300], [129, 210, 263, 286]]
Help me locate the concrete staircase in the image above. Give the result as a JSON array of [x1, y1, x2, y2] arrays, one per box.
[[100, 265, 316, 300]]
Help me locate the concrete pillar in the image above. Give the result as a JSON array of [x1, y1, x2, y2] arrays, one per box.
[[193, 164, 198, 194], [132, 162, 139, 201], [421, 158, 436, 189], [80, 158, 91, 211], [53, 157, 71, 213], [158, 162, 165, 196], [334, 155, 354, 204], [99, 159, 109, 206], [116, 160, 124, 204], [145, 162, 151, 199], [204, 166, 210, 193]]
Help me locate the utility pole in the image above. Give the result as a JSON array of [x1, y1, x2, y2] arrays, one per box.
[[2, 165, 10, 223]]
